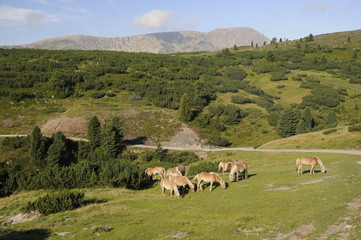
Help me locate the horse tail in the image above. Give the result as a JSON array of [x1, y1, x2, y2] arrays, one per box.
[[218, 162, 222, 172], [295, 158, 299, 171]]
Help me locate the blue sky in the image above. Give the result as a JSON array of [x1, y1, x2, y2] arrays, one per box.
[[0, 0, 360, 45]]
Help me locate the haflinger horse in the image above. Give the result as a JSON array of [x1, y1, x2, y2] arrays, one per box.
[[166, 168, 183, 179], [172, 176, 195, 195], [176, 165, 186, 176], [160, 179, 180, 197], [218, 160, 234, 175], [296, 157, 326, 175], [145, 166, 165, 180], [193, 172, 226, 192], [229, 160, 248, 182]]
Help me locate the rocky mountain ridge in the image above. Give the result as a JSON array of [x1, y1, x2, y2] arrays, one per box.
[[6, 27, 269, 53]]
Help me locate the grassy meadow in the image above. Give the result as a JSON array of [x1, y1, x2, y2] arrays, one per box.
[[1, 151, 360, 240]]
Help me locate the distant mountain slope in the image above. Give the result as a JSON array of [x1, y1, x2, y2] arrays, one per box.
[[8, 27, 269, 53]]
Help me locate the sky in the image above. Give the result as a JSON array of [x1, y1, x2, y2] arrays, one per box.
[[0, 0, 360, 45]]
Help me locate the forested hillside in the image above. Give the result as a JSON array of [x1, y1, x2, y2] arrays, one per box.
[[1, 30, 361, 149]]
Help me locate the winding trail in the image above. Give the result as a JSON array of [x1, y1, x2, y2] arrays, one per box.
[[1, 134, 360, 156]]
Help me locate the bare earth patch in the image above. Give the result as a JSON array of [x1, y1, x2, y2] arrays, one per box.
[[317, 197, 361, 240], [264, 186, 294, 191], [161, 123, 203, 149], [274, 223, 315, 240], [41, 116, 88, 136], [3, 211, 41, 225]]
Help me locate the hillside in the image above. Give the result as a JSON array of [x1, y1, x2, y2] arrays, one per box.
[[4, 27, 269, 54], [0, 29, 361, 150]]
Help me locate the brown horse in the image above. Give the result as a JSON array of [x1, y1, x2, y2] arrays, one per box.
[[145, 166, 165, 179], [172, 176, 195, 195], [296, 157, 326, 175], [218, 160, 233, 175], [160, 179, 180, 197], [176, 165, 186, 176], [229, 160, 248, 182], [194, 172, 226, 192], [166, 168, 183, 179]]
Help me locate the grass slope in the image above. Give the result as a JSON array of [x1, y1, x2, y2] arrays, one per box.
[[259, 126, 361, 150], [0, 151, 360, 239]]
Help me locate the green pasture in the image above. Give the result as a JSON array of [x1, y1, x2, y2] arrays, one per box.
[[1, 151, 360, 239]]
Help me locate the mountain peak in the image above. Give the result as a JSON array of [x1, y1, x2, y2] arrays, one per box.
[[15, 27, 269, 54]]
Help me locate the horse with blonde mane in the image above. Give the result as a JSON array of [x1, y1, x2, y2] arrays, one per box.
[[160, 179, 180, 197], [176, 165, 186, 176], [227, 160, 248, 182], [166, 168, 183, 179], [172, 176, 195, 195], [296, 157, 326, 175], [218, 160, 234, 175], [229, 160, 248, 182], [145, 166, 165, 180], [194, 172, 226, 192]]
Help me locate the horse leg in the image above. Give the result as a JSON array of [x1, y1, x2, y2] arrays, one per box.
[[209, 181, 213, 192], [310, 165, 315, 175], [199, 181, 203, 192]]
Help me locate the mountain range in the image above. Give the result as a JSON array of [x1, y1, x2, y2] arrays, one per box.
[[4, 27, 269, 54]]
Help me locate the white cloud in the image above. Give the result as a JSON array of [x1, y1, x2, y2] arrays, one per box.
[[0, 5, 60, 26], [304, 0, 333, 13], [133, 10, 172, 29]]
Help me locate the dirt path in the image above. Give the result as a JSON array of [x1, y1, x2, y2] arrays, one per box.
[[1, 134, 361, 155]]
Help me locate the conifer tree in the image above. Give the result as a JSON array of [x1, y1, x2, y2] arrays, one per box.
[[100, 124, 120, 159], [326, 111, 337, 127], [46, 132, 68, 167], [88, 116, 101, 150], [29, 126, 46, 167], [179, 93, 193, 122], [277, 108, 299, 137], [296, 108, 314, 134]]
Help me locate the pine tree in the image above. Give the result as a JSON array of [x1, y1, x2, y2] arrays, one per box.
[[326, 111, 337, 127], [100, 124, 121, 159], [277, 108, 299, 137], [29, 126, 46, 167], [46, 132, 68, 167], [88, 116, 101, 150], [233, 44, 238, 50], [179, 93, 193, 122], [296, 108, 314, 134]]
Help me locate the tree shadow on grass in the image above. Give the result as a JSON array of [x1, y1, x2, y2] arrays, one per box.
[[0, 229, 51, 240]]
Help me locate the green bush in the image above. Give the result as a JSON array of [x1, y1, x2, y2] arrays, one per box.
[[323, 128, 337, 135], [348, 124, 361, 132], [208, 136, 231, 147], [91, 92, 106, 99], [188, 162, 218, 176], [23, 190, 84, 215]]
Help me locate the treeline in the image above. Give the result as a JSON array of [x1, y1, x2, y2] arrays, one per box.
[[0, 116, 199, 197]]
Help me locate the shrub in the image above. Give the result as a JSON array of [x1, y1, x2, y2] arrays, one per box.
[[348, 124, 361, 132], [323, 129, 337, 135], [91, 92, 106, 99], [23, 190, 84, 215], [231, 95, 254, 104], [106, 93, 116, 97], [208, 136, 231, 147], [276, 85, 285, 89], [188, 162, 218, 176]]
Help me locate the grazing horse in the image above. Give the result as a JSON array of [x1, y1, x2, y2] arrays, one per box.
[[229, 161, 248, 182], [172, 176, 195, 195], [160, 179, 180, 197], [218, 161, 234, 175], [296, 157, 326, 175], [166, 168, 183, 179], [194, 172, 226, 192], [176, 165, 186, 176], [145, 166, 165, 180]]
